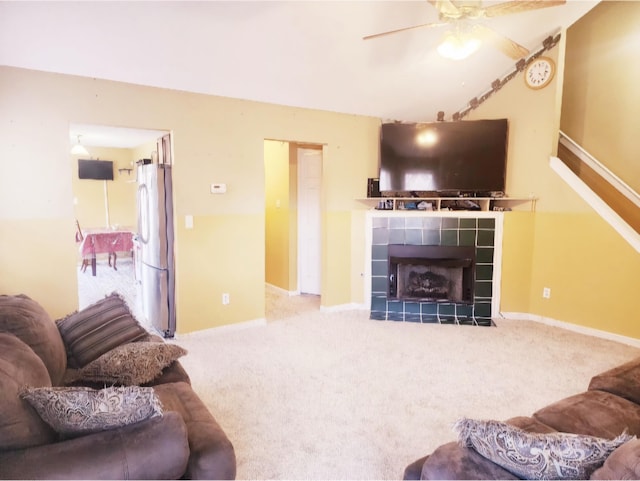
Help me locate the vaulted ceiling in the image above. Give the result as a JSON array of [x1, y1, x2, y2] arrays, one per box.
[[1, 0, 598, 132]]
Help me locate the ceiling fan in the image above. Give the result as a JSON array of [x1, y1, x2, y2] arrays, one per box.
[[363, 0, 566, 60]]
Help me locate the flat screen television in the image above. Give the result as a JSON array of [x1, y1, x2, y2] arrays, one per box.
[[379, 119, 508, 195], [78, 159, 114, 181]]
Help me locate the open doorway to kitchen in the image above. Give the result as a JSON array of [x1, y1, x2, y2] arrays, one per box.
[[264, 140, 323, 320], [70, 123, 170, 332]]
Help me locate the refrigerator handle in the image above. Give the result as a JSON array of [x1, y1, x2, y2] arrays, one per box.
[[137, 183, 150, 244]]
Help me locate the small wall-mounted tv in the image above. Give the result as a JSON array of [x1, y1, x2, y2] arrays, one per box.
[[78, 159, 114, 181], [379, 119, 508, 195]]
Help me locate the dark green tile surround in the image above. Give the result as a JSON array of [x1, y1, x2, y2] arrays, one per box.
[[371, 216, 495, 326]]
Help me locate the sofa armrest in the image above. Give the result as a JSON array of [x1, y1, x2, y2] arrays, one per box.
[[0, 412, 189, 480], [590, 438, 640, 480], [154, 382, 236, 480], [403, 455, 429, 480], [419, 441, 519, 480]]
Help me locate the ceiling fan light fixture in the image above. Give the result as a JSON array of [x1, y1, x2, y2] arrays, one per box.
[[70, 134, 89, 156], [437, 32, 481, 60]]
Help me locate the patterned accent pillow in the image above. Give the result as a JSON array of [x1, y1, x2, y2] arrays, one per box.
[[454, 418, 634, 480], [56, 292, 148, 368], [70, 342, 187, 386], [20, 385, 162, 436]]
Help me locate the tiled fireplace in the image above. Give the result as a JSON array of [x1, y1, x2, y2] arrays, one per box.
[[368, 214, 500, 326]]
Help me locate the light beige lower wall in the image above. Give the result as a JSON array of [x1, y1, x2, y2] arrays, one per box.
[[0, 218, 78, 319], [528, 209, 640, 339], [322, 210, 354, 307], [500, 206, 640, 340], [500, 212, 535, 314], [174, 213, 264, 333]]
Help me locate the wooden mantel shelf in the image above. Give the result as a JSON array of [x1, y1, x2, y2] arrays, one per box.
[[356, 196, 537, 212]]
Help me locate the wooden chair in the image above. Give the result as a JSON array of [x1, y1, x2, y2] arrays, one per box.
[[75, 220, 91, 273]]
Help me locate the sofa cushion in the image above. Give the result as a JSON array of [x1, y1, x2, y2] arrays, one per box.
[[420, 441, 519, 480], [69, 341, 188, 386], [454, 417, 633, 480], [0, 333, 56, 450], [590, 437, 640, 480], [20, 385, 163, 436], [589, 357, 640, 405], [534, 390, 640, 439], [0, 294, 67, 385], [506, 416, 558, 434], [0, 412, 190, 480], [56, 292, 148, 368]]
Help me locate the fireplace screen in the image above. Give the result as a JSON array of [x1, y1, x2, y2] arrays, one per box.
[[388, 245, 475, 303], [398, 265, 462, 301]]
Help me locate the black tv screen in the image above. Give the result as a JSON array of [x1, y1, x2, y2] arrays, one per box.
[[78, 159, 114, 181], [379, 119, 508, 195]]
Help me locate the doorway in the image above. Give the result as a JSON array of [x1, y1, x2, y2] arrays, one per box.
[[70, 123, 170, 331], [264, 141, 323, 318]]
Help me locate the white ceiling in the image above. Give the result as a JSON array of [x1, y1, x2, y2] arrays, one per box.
[[1, 1, 598, 146]]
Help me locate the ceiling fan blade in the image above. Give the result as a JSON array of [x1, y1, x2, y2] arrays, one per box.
[[363, 21, 448, 40], [481, 0, 566, 18], [472, 24, 529, 59], [428, 0, 464, 20]]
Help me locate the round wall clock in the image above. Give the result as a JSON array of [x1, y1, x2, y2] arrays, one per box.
[[524, 56, 555, 90]]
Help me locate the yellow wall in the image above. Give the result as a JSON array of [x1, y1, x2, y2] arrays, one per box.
[[264, 140, 291, 290], [561, 1, 640, 192], [0, 66, 379, 329], [72, 146, 137, 231], [464, 26, 640, 339], [464, 44, 569, 319], [1, 5, 638, 339]]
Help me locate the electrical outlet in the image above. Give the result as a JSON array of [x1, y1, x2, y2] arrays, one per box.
[[222, 293, 230, 305], [542, 287, 551, 299]]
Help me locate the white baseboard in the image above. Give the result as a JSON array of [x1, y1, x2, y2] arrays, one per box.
[[176, 317, 267, 338], [501, 312, 640, 348], [320, 302, 367, 313]]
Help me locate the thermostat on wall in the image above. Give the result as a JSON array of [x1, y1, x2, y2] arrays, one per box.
[[210, 183, 227, 194]]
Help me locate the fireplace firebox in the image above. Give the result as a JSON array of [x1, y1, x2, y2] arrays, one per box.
[[388, 245, 476, 304]]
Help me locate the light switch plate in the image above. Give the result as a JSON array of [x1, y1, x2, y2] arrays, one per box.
[[211, 183, 227, 194], [185, 215, 194, 229]]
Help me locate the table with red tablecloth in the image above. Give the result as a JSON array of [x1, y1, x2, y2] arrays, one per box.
[[80, 229, 134, 276]]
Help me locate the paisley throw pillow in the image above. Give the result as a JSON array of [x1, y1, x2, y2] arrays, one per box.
[[20, 385, 162, 436], [454, 417, 634, 480]]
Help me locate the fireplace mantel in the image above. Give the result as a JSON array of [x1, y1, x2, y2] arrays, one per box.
[[357, 196, 536, 212]]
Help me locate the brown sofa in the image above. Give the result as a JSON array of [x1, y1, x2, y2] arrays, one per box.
[[0, 294, 236, 480], [403, 356, 640, 480]]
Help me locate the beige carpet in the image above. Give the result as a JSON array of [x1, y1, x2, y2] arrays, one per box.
[[174, 292, 640, 480], [77, 256, 147, 327]]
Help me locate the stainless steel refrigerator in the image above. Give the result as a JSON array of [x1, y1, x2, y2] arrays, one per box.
[[136, 135, 176, 337]]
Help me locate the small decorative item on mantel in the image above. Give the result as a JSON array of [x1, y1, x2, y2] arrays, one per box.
[[367, 178, 381, 198], [375, 199, 394, 210]]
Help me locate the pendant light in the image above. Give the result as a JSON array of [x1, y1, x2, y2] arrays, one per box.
[[71, 134, 90, 156]]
